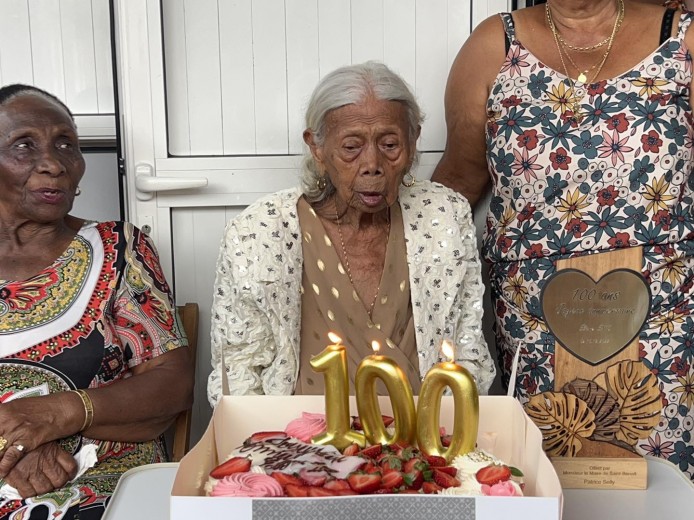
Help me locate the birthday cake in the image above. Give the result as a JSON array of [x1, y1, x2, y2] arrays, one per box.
[[205, 413, 524, 498]]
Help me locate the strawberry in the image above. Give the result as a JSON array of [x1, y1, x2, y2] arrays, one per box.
[[299, 468, 328, 487], [362, 461, 381, 474], [359, 444, 383, 459], [396, 446, 416, 460], [436, 466, 458, 477], [403, 457, 426, 474], [285, 484, 310, 497], [422, 481, 443, 494], [433, 468, 461, 489], [343, 443, 360, 456], [381, 470, 404, 490], [209, 456, 251, 479], [308, 487, 338, 497], [337, 489, 358, 496], [248, 431, 288, 443], [425, 455, 447, 467], [404, 470, 424, 490], [351, 416, 364, 430], [347, 472, 382, 494], [270, 472, 305, 488], [379, 454, 402, 472], [475, 464, 512, 486], [323, 479, 351, 491], [441, 434, 452, 447]]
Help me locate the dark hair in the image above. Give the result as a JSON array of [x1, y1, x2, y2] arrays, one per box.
[[0, 84, 74, 120]]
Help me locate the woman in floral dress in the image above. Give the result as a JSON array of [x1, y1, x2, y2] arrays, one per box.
[[434, 1, 694, 477]]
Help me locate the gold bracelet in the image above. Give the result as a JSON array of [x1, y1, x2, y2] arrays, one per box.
[[72, 389, 94, 432]]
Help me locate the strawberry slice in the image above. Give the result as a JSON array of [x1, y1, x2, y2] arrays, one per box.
[[433, 468, 461, 489], [337, 489, 358, 496], [475, 464, 512, 486], [403, 457, 426, 474], [404, 469, 424, 490], [351, 416, 364, 431], [285, 484, 310, 497], [299, 468, 328, 487], [436, 466, 458, 477], [379, 454, 402, 472], [270, 472, 305, 488], [323, 479, 351, 491], [359, 444, 383, 459], [382, 415, 395, 427], [347, 472, 383, 494], [343, 443, 360, 456], [248, 431, 288, 443], [422, 481, 443, 494], [308, 487, 338, 497], [441, 434, 452, 447], [425, 455, 447, 467], [209, 456, 251, 479], [381, 470, 404, 490]]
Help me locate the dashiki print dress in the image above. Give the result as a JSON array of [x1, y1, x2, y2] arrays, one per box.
[[486, 11, 694, 478], [0, 221, 187, 520]]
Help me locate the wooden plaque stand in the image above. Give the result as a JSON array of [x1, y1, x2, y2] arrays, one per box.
[[532, 247, 659, 489]]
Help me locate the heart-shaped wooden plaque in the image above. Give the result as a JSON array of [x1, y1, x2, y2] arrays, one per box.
[[541, 269, 651, 366]]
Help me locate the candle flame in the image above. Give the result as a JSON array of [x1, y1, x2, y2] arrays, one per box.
[[328, 332, 342, 344], [441, 340, 455, 362], [371, 340, 381, 353]]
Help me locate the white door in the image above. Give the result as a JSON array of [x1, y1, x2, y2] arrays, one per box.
[[113, 0, 511, 445]]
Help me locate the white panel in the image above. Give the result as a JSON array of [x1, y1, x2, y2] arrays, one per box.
[[252, 0, 289, 154], [447, 0, 471, 68], [92, 0, 114, 113], [61, 0, 99, 113], [0, 0, 33, 85], [172, 207, 241, 445], [415, 0, 448, 151], [473, 0, 511, 28], [285, 0, 319, 154], [184, 0, 223, 154], [317, 0, 351, 77], [384, 0, 416, 88], [351, 0, 384, 63], [28, 0, 65, 99], [219, 0, 256, 155], [163, 0, 191, 155]]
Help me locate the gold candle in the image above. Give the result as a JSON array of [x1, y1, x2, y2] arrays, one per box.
[[416, 340, 479, 463], [310, 332, 365, 450], [355, 341, 417, 446]]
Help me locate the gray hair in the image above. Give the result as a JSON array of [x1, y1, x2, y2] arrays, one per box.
[[301, 61, 424, 202]]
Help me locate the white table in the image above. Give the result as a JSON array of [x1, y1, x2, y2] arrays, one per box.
[[103, 457, 694, 520]]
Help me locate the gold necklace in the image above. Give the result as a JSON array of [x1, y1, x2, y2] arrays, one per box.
[[557, 34, 611, 53], [546, 0, 623, 123], [546, 0, 624, 84], [334, 207, 390, 319]]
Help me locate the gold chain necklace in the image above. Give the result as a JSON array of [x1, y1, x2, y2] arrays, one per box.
[[546, 0, 624, 84], [334, 207, 390, 319], [546, 0, 623, 123], [557, 34, 611, 53]]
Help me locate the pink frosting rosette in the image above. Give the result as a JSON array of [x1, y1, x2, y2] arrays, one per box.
[[209, 473, 284, 497], [285, 412, 326, 443], [481, 480, 522, 497]]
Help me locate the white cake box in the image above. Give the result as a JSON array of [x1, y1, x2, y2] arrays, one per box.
[[171, 395, 563, 519]]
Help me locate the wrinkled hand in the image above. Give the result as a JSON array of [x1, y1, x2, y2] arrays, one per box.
[[3, 442, 78, 499], [0, 394, 81, 478]]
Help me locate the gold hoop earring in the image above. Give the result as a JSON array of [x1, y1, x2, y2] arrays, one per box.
[[75, 186, 82, 196], [316, 175, 327, 190], [402, 172, 416, 188]]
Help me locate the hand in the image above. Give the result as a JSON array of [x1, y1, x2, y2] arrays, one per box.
[[3, 442, 78, 499], [0, 393, 83, 477]]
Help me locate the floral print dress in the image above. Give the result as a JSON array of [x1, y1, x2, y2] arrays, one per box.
[[486, 12, 694, 478]]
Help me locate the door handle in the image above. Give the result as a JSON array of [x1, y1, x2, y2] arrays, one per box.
[[134, 163, 208, 200]]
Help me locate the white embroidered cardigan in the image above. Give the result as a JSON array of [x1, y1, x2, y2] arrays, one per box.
[[207, 181, 496, 405]]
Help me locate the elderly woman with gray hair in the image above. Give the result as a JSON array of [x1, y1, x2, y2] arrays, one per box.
[[207, 61, 496, 404]]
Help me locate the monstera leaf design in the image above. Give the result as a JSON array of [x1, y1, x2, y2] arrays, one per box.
[[593, 360, 661, 446], [525, 392, 597, 456], [562, 378, 620, 443]]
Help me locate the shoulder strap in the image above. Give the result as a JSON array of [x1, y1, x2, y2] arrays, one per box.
[[677, 10, 694, 38], [499, 13, 516, 56], [660, 9, 676, 44]]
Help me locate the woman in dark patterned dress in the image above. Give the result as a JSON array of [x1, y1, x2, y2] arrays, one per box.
[[434, 1, 694, 478], [0, 85, 193, 519]]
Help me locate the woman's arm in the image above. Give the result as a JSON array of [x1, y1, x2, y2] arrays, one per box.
[[431, 15, 506, 209], [0, 225, 193, 476], [207, 218, 279, 405], [447, 191, 497, 394]]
